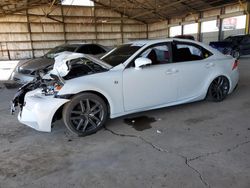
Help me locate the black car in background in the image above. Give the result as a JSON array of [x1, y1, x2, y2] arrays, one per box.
[[209, 34, 250, 59], [11, 43, 110, 84]]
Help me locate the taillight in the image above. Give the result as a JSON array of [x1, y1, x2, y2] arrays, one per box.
[[232, 60, 239, 70]]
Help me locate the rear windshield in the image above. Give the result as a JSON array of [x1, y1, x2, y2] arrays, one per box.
[[101, 44, 141, 67]]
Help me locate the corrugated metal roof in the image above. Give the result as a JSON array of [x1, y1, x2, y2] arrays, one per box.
[[0, 0, 245, 23], [92, 0, 245, 23], [0, 0, 60, 15]]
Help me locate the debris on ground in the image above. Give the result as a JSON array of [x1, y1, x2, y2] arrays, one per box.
[[156, 130, 162, 134]]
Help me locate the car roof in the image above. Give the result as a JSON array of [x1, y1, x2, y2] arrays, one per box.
[[59, 43, 102, 48], [120, 38, 224, 63], [124, 38, 202, 47], [58, 43, 82, 48], [125, 39, 172, 46]]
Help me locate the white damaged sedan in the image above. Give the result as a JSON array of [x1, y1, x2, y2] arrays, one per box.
[[11, 39, 239, 136]]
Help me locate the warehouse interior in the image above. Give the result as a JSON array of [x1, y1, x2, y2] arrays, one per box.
[[0, 0, 250, 187], [0, 0, 249, 60]]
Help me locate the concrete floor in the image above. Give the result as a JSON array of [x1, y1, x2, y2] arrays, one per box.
[[0, 57, 250, 188], [0, 60, 19, 81]]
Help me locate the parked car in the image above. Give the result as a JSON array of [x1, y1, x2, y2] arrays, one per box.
[[209, 34, 250, 59], [11, 39, 239, 136], [174, 35, 195, 40], [11, 43, 110, 84]]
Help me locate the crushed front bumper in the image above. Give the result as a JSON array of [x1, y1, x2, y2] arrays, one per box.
[[17, 89, 69, 132]]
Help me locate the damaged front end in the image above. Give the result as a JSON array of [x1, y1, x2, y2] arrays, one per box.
[[10, 69, 68, 132], [10, 52, 111, 132], [11, 69, 63, 115]]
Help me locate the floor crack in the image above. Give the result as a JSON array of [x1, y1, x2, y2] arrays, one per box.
[[104, 127, 168, 153], [189, 151, 221, 162], [183, 156, 210, 187], [188, 140, 250, 162], [104, 127, 210, 187]]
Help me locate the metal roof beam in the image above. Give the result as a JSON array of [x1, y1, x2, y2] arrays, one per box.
[[92, 0, 147, 23], [130, 0, 187, 19]]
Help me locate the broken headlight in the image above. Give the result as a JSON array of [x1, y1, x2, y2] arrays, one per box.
[[41, 82, 63, 96]]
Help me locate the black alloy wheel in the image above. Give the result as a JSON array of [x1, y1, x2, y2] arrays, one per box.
[[207, 76, 230, 102], [63, 93, 108, 136]]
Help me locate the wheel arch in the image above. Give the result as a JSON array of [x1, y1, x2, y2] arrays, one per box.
[[77, 90, 111, 116], [52, 90, 112, 123]]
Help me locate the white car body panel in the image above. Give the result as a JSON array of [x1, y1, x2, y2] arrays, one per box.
[[58, 68, 124, 117], [123, 64, 178, 111], [16, 39, 239, 132], [174, 56, 218, 100], [18, 89, 69, 132]]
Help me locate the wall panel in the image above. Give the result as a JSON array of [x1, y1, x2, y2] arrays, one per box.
[[0, 5, 147, 60], [0, 3, 246, 60]]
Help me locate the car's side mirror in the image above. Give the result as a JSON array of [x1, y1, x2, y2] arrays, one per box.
[[134, 57, 152, 69]]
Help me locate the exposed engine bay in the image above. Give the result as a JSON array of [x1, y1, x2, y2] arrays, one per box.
[[10, 69, 62, 114]]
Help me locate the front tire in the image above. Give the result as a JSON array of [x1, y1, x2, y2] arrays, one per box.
[[62, 93, 108, 136], [207, 76, 230, 102]]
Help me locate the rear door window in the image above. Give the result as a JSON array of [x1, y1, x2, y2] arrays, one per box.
[[172, 42, 212, 62]]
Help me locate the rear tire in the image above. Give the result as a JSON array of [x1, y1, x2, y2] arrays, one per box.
[[62, 93, 108, 136], [207, 76, 230, 102]]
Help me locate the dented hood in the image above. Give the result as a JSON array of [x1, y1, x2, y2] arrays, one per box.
[[49, 51, 112, 78], [44, 52, 112, 79]]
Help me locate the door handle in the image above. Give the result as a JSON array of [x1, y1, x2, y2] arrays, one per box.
[[166, 69, 179, 75], [166, 70, 173, 74], [206, 62, 215, 68]]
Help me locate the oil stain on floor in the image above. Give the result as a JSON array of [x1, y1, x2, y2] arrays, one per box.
[[184, 115, 216, 125], [124, 116, 157, 131]]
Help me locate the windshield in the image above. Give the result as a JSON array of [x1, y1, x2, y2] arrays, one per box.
[[45, 44, 80, 59], [101, 44, 141, 67]]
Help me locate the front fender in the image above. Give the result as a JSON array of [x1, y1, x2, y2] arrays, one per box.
[[57, 74, 124, 118]]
